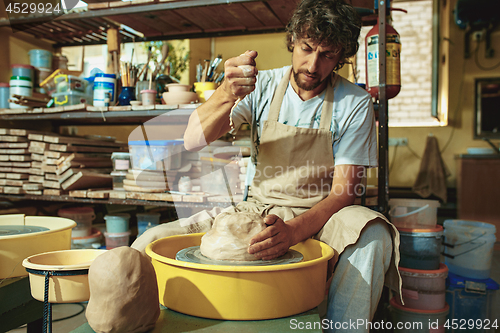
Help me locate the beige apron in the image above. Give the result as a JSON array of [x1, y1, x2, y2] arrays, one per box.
[[243, 67, 402, 297]]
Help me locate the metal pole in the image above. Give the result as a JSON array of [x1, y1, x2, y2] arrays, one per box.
[[377, 0, 389, 215]]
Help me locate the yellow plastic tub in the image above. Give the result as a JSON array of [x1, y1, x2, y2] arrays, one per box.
[[0, 214, 76, 279], [22, 249, 107, 303], [146, 233, 334, 320]]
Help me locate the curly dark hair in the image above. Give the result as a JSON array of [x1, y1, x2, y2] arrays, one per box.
[[285, 0, 362, 71]]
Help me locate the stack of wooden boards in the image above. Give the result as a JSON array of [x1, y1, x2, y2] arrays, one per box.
[[0, 128, 126, 196]]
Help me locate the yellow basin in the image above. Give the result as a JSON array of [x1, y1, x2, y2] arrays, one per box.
[[0, 214, 76, 279], [22, 249, 107, 303], [146, 233, 334, 320]]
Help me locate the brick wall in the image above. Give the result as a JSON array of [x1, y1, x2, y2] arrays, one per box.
[[355, 0, 439, 126]]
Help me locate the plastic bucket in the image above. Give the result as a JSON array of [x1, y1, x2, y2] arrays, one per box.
[[445, 272, 499, 332], [58, 207, 96, 238], [104, 231, 131, 249], [398, 225, 443, 270], [443, 220, 496, 280], [389, 199, 440, 229], [28, 49, 53, 69], [137, 213, 161, 236], [104, 213, 130, 233], [11, 64, 35, 82], [396, 263, 448, 310], [389, 297, 449, 333]]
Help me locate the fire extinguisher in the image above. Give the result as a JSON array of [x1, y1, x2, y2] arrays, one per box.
[[365, 8, 407, 100]]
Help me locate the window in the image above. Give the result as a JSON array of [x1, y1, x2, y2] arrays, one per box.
[[355, 0, 440, 127]]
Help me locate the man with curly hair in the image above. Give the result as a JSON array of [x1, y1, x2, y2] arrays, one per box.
[[133, 0, 400, 330]]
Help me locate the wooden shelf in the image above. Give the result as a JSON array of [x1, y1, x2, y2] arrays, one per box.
[[0, 193, 234, 209], [0, 0, 374, 47], [0, 108, 194, 126]]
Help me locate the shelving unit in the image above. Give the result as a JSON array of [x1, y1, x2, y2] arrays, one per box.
[[0, 0, 389, 213]]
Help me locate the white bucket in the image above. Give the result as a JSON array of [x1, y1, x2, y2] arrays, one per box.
[[389, 199, 440, 229], [443, 219, 496, 280]]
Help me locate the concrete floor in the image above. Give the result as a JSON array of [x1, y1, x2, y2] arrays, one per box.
[[8, 247, 500, 333]]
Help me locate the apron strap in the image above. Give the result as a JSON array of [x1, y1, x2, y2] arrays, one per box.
[[319, 73, 337, 130], [268, 67, 291, 122]]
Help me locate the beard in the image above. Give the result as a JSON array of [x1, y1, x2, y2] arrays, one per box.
[[292, 68, 326, 91]]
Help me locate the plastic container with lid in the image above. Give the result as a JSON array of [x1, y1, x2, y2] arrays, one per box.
[[389, 297, 449, 333], [445, 272, 499, 333], [128, 140, 184, 171], [110, 171, 127, 190], [11, 64, 35, 82], [0, 83, 9, 109], [93, 73, 116, 106], [54, 74, 87, 93], [9, 76, 33, 109], [443, 219, 496, 280], [104, 213, 130, 233], [396, 264, 448, 310], [141, 89, 157, 106], [104, 231, 131, 249], [28, 49, 52, 69], [52, 91, 92, 106], [389, 198, 440, 229], [398, 225, 443, 270], [111, 152, 131, 171], [58, 207, 96, 238]]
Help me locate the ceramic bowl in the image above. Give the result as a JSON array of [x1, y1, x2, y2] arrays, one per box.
[[162, 91, 198, 105], [166, 84, 192, 93]]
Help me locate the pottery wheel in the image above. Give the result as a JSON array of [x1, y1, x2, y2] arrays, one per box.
[[0, 225, 50, 236], [176, 246, 303, 266]]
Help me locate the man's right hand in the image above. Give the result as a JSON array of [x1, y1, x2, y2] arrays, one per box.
[[222, 50, 258, 99]]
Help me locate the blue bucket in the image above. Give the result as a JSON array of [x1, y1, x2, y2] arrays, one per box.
[[443, 220, 496, 280], [398, 225, 443, 270], [28, 49, 53, 69]]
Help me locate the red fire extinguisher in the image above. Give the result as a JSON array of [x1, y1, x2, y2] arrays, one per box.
[[365, 8, 407, 100]]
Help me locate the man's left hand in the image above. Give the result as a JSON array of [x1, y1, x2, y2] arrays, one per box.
[[248, 214, 294, 260]]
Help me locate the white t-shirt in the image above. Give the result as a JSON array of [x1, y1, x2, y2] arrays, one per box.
[[230, 66, 378, 185]]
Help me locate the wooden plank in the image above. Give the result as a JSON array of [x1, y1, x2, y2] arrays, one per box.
[[23, 190, 43, 195], [125, 191, 181, 202], [9, 155, 32, 162], [3, 186, 23, 194], [43, 189, 64, 196], [28, 146, 45, 154], [31, 153, 44, 161], [5, 179, 28, 186], [31, 161, 43, 168], [182, 194, 208, 203], [41, 164, 57, 173], [0, 142, 28, 148], [43, 180, 61, 189], [242, 2, 282, 28], [6, 173, 29, 179], [29, 168, 44, 175], [27, 134, 45, 141], [266, 0, 299, 26], [48, 143, 123, 153], [28, 175, 45, 183], [0, 155, 8, 161], [0, 129, 7, 135], [0, 135, 29, 142], [174, 7, 222, 31], [123, 184, 166, 193], [22, 183, 44, 190], [123, 178, 168, 190], [12, 162, 31, 168], [221, 3, 265, 30], [207, 194, 244, 203], [0, 148, 29, 154], [0, 173, 5, 178], [109, 190, 127, 199], [43, 135, 126, 148], [156, 9, 202, 34], [61, 171, 112, 190], [0, 167, 12, 172], [69, 190, 87, 198], [0, 162, 13, 167], [8, 129, 53, 137], [87, 190, 110, 199]]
